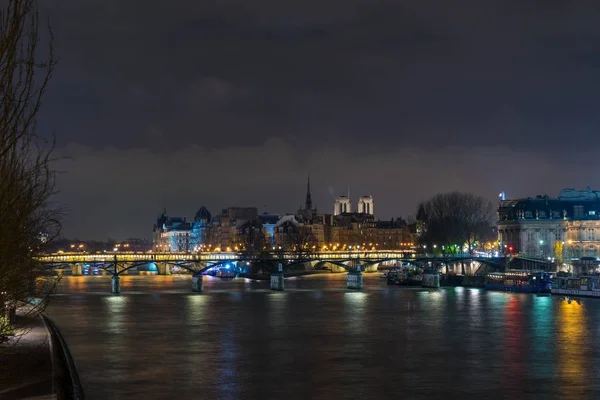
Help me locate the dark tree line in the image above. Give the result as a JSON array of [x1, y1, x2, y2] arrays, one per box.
[[417, 192, 495, 255]]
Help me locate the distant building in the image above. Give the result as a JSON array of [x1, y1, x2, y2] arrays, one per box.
[[151, 180, 414, 253], [259, 213, 280, 246], [497, 187, 600, 261], [273, 180, 413, 251], [334, 196, 351, 215], [152, 209, 192, 252], [357, 195, 374, 215], [122, 238, 151, 252], [153, 206, 277, 252], [190, 206, 211, 251]]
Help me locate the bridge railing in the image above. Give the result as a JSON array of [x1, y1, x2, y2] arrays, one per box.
[[36, 250, 416, 264]]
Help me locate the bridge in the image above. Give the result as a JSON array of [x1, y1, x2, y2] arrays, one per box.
[[36, 251, 552, 293]]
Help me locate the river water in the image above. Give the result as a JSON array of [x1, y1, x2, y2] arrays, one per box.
[[46, 274, 600, 399]]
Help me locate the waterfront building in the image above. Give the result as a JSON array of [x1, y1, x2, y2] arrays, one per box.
[[259, 213, 280, 246], [190, 206, 212, 251], [497, 187, 600, 261], [152, 210, 193, 252], [153, 206, 279, 252], [273, 180, 413, 252], [152, 179, 413, 253]]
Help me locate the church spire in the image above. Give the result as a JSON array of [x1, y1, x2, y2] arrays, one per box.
[[305, 175, 313, 210]]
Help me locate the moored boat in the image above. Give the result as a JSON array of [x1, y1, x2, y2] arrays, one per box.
[[484, 270, 552, 293], [387, 268, 422, 286], [551, 275, 600, 298]]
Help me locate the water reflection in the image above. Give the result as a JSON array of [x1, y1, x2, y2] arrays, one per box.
[[44, 275, 600, 399], [186, 294, 209, 324], [416, 289, 445, 334], [503, 295, 525, 392], [530, 296, 554, 380], [268, 292, 288, 332], [463, 289, 483, 375], [556, 299, 589, 394], [216, 324, 239, 400], [104, 295, 128, 335], [466, 289, 482, 329], [344, 292, 367, 336], [454, 286, 466, 312]]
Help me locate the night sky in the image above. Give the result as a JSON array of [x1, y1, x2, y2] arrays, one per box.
[[39, 1, 600, 240]]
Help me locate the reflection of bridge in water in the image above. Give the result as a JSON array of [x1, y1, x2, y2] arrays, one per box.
[[37, 251, 552, 293]]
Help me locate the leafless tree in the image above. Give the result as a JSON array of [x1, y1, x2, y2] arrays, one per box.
[[0, 0, 60, 339], [171, 232, 191, 252], [418, 192, 494, 256], [238, 219, 267, 258], [285, 225, 318, 261]]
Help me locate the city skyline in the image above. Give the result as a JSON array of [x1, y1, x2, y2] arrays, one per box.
[[38, 1, 600, 239]]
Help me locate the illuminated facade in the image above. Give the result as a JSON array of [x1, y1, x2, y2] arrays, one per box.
[[273, 185, 413, 251], [334, 196, 351, 215], [152, 181, 413, 252], [152, 210, 193, 252], [497, 188, 600, 259], [153, 206, 279, 252], [357, 195, 374, 215]]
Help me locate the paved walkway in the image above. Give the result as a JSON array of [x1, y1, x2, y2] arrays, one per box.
[[0, 308, 55, 399]]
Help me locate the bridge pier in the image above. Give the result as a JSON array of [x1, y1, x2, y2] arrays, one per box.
[[71, 264, 83, 276], [192, 274, 204, 292], [111, 275, 120, 294], [270, 263, 284, 291], [347, 264, 363, 290], [157, 262, 171, 275]]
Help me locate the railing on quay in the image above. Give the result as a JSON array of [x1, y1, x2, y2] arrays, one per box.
[[41, 314, 85, 400]]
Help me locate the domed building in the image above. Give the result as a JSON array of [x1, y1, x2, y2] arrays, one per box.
[[190, 206, 214, 250], [194, 206, 211, 223]]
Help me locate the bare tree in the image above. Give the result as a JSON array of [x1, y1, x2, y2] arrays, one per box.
[[173, 233, 190, 252], [418, 192, 494, 256], [285, 225, 317, 261], [238, 219, 267, 258], [0, 0, 60, 339]]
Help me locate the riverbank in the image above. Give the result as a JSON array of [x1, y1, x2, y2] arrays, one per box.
[[0, 306, 83, 399]]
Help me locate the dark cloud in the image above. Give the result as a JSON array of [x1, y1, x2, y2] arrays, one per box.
[[33, 1, 600, 238], [54, 142, 600, 240]]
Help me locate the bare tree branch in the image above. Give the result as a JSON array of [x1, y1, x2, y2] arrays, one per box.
[[0, 0, 61, 342], [418, 192, 494, 256]]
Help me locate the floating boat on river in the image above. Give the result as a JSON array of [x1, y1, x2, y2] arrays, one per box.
[[484, 270, 552, 293], [387, 268, 422, 286], [551, 275, 600, 298]]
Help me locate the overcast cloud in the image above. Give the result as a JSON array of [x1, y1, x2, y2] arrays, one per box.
[[36, 1, 600, 239]]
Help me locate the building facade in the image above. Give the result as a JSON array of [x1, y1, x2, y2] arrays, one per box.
[[497, 188, 600, 260], [152, 179, 415, 253], [274, 182, 414, 252]]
